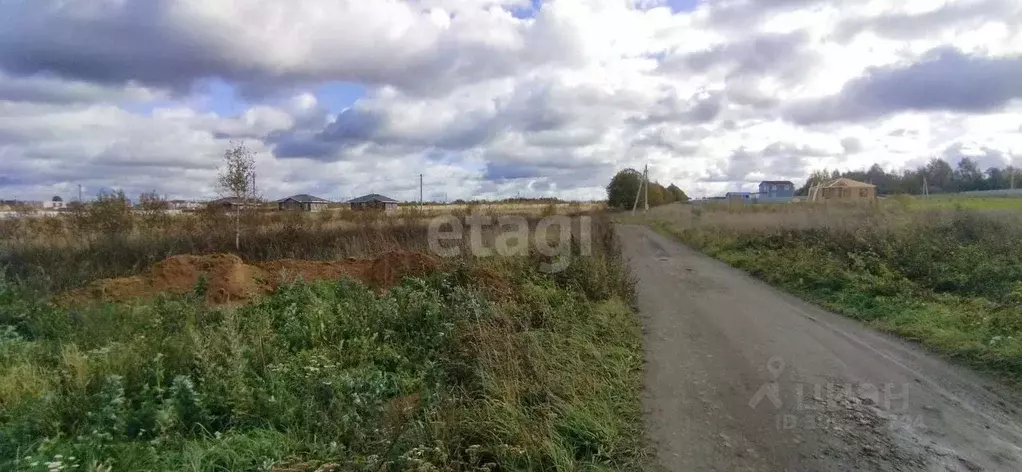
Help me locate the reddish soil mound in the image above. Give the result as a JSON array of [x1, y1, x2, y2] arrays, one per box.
[[64, 251, 441, 306], [369, 251, 441, 288], [259, 258, 373, 285], [471, 267, 514, 300], [73, 254, 268, 305]]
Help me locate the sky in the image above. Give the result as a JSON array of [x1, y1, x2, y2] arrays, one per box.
[[1, 0, 1021, 202]]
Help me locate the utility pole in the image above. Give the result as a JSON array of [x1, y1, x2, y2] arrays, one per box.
[[419, 173, 423, 207], [631, 164, 649, 215], [643, 164, 649, 212], [77, 184, 82, 202], [631, 171, 642, 215]]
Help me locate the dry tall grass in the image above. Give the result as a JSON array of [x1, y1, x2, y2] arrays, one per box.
[[646, 201, 889, 232], [0, 203, 607, 296], [405, 201, 605, 216], [639, 202, 1022, 378]]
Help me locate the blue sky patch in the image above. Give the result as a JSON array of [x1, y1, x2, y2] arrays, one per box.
[[509, 0, 543, 19], [195, 78, 248, 116], [315, 82, 367, 113], [667, 0, 700, 13]]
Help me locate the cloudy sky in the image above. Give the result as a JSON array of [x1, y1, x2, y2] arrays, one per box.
[[1, 0, 1021, 202]]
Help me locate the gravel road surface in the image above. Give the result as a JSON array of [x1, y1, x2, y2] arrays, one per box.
[[619, 225, 1022, 471]]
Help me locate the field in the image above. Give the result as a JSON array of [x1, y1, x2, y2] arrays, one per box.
[[0, 207, 650, 471], [898, 194, 1022, 211], [629, 200, 1022, 381], [403, 203, 605, 215]]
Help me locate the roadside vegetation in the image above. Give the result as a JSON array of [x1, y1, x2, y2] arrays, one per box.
[[0, 205, 650, 470], [641, 202, 1022, 380], [900, 194, 1022, 211]]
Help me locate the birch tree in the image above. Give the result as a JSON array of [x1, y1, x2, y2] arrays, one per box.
[[217, 142, 258, 250]]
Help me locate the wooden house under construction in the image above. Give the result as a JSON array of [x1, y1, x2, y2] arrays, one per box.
[[808, 178, 877, 202]]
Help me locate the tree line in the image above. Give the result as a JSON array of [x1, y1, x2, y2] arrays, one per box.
[[606, 168, 689, 209], [797, 157, 1022, 196]]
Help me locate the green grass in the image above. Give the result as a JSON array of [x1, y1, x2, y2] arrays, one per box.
[[0, 214, 652, 471], [899, 195, 1022, 211], [642, 205, 1022, 382], [0, 264, 649, 471]]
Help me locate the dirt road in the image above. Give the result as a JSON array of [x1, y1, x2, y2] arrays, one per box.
[[618, 225, 1022, 471]]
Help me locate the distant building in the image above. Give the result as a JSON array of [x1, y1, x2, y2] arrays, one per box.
[[208, 197, 260, 210], [724, 192, 754, 200], [815, 178, 877, 202], [277, 194, 330, 212], [168, 200, 204, 211], [0, 199, 34, 211], [348, 194, 399, 213], [758, 181, 795, 198], [42, 195, 65, 210]]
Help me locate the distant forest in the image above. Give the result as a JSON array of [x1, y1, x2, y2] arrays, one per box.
[[797, 157, 1022, 196]]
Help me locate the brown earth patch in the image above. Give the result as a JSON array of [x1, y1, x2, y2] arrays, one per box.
[[62, 251, 442, 306], [369, 251, 442, 288], [471, 266, 515, 300]]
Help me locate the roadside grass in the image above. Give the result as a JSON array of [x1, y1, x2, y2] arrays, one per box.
[[639, 203, 1022, 381], [0, 213, 652, 471], [900, 195, 1022, 211]]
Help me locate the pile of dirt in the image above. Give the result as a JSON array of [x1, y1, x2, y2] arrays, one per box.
[[470, 267, 514, 300], [63, 251, 441, 306], [369, 251, 442, 288], [258, 258, 374, 285], [154, 254, 268, 304]]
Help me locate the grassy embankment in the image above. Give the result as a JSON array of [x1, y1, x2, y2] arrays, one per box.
[[0, 212, 651, 471], [639, 202, 1022, 380]]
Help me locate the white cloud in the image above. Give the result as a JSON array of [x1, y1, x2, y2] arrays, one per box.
[[0, 72, 164, 104], [2, 0, 1022, 201]]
